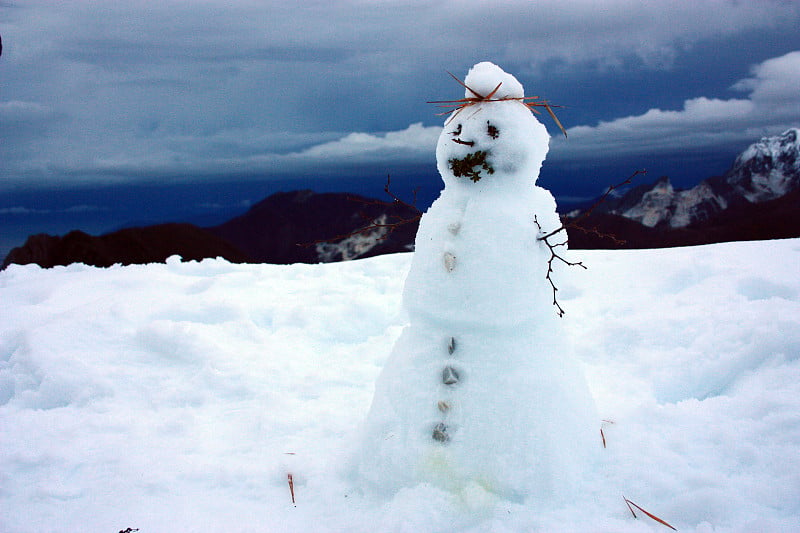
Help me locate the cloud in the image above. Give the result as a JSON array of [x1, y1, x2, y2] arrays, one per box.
[[287, 123, 441, 162], [0, 204, 107, 215], [0, 206, 49, 215], [431, 1, 800, 72], [0, 101, 65, 169], [1, 2, 799, 188], [0, 100, 53, 120], [0, 100, 62, 135], [550, 51, 800, 160], [732, 51, 800, 111], [285, 51, 800, 169], [26, 124, 442, 185]]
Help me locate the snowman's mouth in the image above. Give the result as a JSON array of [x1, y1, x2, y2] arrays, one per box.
[[449, 150, 495, 183]]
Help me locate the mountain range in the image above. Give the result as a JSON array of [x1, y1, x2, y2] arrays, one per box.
[[3, 129, 799, 269], [2, 191, 420, 269], [591, 128, 799, 228], [567, 128, 800, 248]]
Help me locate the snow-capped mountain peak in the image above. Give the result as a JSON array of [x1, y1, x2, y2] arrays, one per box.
[[599, 128, 800, 228], [727, 128, 800, 203], [618, 176, 727, 229]]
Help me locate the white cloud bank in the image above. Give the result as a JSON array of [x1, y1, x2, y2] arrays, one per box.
[[265, 51, 800, 168], [4, 51, 797, 187], [52, 50, 799, 182], [1, 0, 799, 187], [551, 51, 800, 160], [287, 123, 441, 162]]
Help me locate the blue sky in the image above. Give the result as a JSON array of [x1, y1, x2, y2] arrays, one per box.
[[1, 0, 800, 202]]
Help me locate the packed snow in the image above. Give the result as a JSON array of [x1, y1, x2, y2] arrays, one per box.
[[357, 62, 597, 501], [1, 238, 799, 532]]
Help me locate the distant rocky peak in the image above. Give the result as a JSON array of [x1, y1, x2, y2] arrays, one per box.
[[652, 174, 673, 187], [596, 128, 800, 229], [619, 175, 726, 229], [726, 128, 800, 203], [622, 176, 675, 227]]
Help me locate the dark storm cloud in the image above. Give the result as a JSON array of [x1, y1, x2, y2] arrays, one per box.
[[1, 1, 799, 189], [63, 38, 351, 66], [552, 51, 800, 160]]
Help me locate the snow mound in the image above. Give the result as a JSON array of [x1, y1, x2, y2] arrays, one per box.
[[464, 61, 525, 99], [1, 240, 800, 532]]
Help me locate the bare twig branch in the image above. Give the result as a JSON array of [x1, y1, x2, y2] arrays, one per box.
[[429, 71, 568, 137], [573, 169, 647, 225], [536, 170, 646, 314], [288, 473, 296, 506], [534, 215, 587, 317], [378, 174, 421, 214], [299, 175, 422, 249], [563, 169, 647, 244], [623, 496, 677, 530], [539, 169, 647, 242]]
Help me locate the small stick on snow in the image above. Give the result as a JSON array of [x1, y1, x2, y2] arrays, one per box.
[[288, 473, 296, 506], [623, 496, 677, 530], [601, 419, 615, 448]]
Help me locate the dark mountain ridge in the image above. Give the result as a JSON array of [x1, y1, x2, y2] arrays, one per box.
[[207, 190, 419, 264], [3, 129, 799, 269], [565, 128, 800, 248], [2, 223, 251, 269], [568, 188, 800, 250], [2, 191, 420, 269]]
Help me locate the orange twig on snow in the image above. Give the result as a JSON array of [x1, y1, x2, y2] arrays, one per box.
[[623, 496, 677, 531], [288, 473, 296, 506], [601, 419, 615, 449]]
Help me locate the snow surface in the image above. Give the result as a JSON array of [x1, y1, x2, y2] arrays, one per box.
[[2, 239, 800, 532], [357, 61, 597, 501]]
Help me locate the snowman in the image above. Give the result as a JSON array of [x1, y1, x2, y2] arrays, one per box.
[[357, 62, 598, 502]]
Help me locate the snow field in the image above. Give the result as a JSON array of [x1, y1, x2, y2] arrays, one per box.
[[1, 239, 799, 532]]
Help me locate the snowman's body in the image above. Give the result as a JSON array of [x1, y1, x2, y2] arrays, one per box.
[[358, 63, 597, 501]]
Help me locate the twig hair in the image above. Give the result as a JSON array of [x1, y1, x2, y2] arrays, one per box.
[[428, 71, 567, 138]]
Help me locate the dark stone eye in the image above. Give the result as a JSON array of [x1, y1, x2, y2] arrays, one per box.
[[487, 122, 499, 139], [451, 124, 462, 136]]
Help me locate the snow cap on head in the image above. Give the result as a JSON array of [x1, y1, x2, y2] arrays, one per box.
[[464, 62, 524, 100]]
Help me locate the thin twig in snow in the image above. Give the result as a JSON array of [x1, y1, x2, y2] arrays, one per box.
[[623, 496, 677, 530]]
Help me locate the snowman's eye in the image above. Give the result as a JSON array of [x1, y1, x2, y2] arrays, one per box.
[[487, 122, 499, 139], [450, 124, 462, 136]]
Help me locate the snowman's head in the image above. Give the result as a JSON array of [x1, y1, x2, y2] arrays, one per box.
[[435, 62, 550, 190]]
